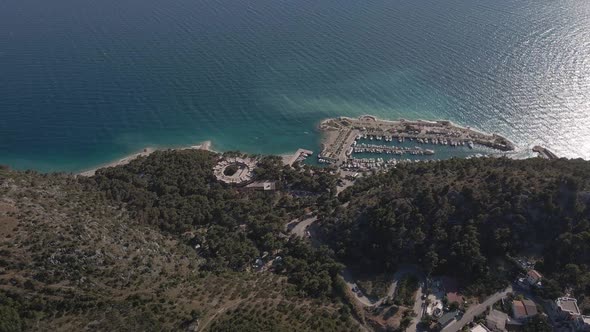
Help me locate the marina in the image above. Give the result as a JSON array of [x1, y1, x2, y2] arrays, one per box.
[[318, 115, 515, 170]]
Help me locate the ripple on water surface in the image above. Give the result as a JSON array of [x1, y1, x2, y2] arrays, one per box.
[[0, 0, 589, 172]]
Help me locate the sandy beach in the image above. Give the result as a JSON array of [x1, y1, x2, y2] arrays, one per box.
[[78, 141, 213, 177]]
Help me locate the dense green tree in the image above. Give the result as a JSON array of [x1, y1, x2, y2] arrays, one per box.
[[0, 305, 22, 332], [522, 314, 551, 332], [322, 157, 590, 297]]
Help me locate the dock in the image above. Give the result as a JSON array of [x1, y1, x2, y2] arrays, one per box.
[[532, 146, 558, 160], [284, 148, 313, 166]]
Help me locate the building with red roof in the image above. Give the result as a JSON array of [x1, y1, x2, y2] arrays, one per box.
[[526, 269, 542, 285], [512, 299, 538, 320]]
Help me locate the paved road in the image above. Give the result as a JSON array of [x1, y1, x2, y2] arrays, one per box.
[[286, 209, 511, 332], [408, 284, 425, 332], [341, 265, 424, 310], [341, 269, 378, 306], [289, 216, 317, 238], [337, 178, 355, 194], [383, 267, 421, 303], [361, 266, 423, 307], [442, 286, 513, 332], [288, 216, 428, 317], [288, 216, 379, 307], [289, 215, 374, 331]]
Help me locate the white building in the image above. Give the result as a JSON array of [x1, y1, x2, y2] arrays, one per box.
[[471, 323, 491, 332]]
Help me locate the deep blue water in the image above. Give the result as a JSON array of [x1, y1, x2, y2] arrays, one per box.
[[1, 0, 589, 172]]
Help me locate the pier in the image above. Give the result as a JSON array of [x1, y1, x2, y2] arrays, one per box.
[[284, 148, 313, 166], [533, 146, 558, 160]]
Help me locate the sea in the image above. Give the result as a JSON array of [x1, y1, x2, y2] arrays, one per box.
[[1, 0, 589, 172]]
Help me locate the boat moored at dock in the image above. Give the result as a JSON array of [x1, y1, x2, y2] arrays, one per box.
[[317, 115, 515, 171]]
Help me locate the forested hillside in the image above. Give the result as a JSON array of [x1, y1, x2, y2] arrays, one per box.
[[0, 151, 355, 331], [324, 157, 590, 305], [2, 152, 590, 331]]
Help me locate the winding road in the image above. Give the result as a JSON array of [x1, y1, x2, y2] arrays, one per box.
[[288, 216, 427, 329], [442, 286, 512, 332], [342, 269, 378, 306], [289, 216, 318, 238], [288, 208, 515, 332]]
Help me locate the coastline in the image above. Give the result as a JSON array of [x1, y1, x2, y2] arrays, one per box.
[[78, 140, 319, 177], [65, 116, 536, 177], [78, 141, 213, 177]]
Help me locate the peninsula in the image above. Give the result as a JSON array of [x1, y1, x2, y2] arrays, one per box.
[[78, 141, 213, 176]]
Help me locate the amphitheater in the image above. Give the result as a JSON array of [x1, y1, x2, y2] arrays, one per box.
[[213, 157, 257, 184]]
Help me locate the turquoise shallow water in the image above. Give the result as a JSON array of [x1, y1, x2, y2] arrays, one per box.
[[1, 0, 589, 172]]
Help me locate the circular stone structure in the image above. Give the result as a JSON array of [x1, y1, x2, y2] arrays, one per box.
[[213, 157, 257, 184]]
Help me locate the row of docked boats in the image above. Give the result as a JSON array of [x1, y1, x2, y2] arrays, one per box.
[[351, 143, 435, 156], [342, 157, 443, 171], [355, 133, 474, 149]]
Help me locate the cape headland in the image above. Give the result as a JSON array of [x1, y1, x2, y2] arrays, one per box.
[[78, 140, 213, 176]]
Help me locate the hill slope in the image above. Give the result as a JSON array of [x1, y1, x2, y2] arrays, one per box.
[[0, 151, 356, 332], [2, 153, 590, 330], [325, 157, 590, 302]]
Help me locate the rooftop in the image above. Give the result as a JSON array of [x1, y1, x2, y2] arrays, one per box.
[[527, 269, 542, 279], [556, 297, 581, 315], [470, 324, 491, 332], [486, 309, 508, 330], [245, 181, 277, 191], [523, 299, 538, 316], [438, 310, 458, 327], [513, 301, 527, 318], [447, 291, 464, 304], [442, 276, 464, 304], [513, 299, 537, 318]]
